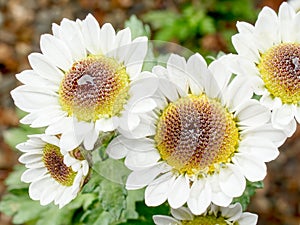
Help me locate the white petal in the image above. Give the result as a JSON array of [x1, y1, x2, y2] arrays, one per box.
[[237, 212, 258, 225], [223, 76, 253, 111], [168, 175, 190, 209], [28, 52, 63, 84], [11, 85, 58, 112], [209, 175, 232, 207], [119, 112, 140, 131], [219, 164, 246, 197], [21, 167, 47, 182], [95, 117, 118, 132], [125, 150, 161, 170], [124, 36, 148, 78], [254, 7, 280, 51], [158, 76, 179, 102], [16, 70, 58, 90], [186, 53, 207, 95], [208, 56, 232, 92], [239, 136, 279, 162], [19, 153, 42, 164], [167, 54, 188, 94], [29, 176, 51, 200], [232, 153, 266, 182], [128, 72, 158, 103], [241, 124, 287, 147], [153, 215, 181, 225], [126, 164, 167, 190], [30, 107, 67, 128], [114, 27, 132, 61], [59, 18, 86, 61], [100, 23, 116, 54], [82, 14, 101, 54], [279, 2, 296, 42], [60, 130, 84, 152], [220, 203, 242, 222], [130, 98, 157, 114], [170, 207, 193, 221], [231, 34, 259, 62], [83, 127, 99, 150], [271, 104, 295, 127], [187, 179, 212, 215], [145, 173, 176, 206], [236, 21, 254, 34], [235, 100, 270, 127], [40, 34, 73, 71]]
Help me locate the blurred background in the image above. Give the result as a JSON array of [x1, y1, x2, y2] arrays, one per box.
[[0, 0, 299, 224]]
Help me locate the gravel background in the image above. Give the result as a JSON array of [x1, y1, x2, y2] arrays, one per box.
[[0, 0, 300, 224]]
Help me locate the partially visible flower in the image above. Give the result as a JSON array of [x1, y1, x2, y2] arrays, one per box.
[[11, 14, 157, 152], [106, 53, 286, 214], [153, 203, 258, 225], [17, 134, 89, 208], [231, 2, 300, 136]]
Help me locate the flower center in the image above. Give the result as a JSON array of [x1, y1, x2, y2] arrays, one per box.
[[42, 143, 76, 186], [181, 215, 235, 225], [258, 43, 300, 104], [155, 94, 238, 175], [59, 55, 130, 122]]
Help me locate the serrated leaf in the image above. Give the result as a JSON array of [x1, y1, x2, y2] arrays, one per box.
[[92, 158, 130, 185], [99, 179, 126, 221], [120, 189, 144, 221], [125, 15, 151, 39]]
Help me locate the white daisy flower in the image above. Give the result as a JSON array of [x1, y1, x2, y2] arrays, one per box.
[[11, 14, 157, 152], [153, 203, 258, 225], [231, 2, 300, 136], [106, 53, 286, 215], [17, 134, 89, 208]]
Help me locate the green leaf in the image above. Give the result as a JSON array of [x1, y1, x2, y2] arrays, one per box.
[[125, 15, 151, 39], [99, 179, 126, 220], [3, 124, 45, 151], [120, 189, 144, 221], [0, 192, 48, 224], [92, 158, 130, 185], [232, 180, 264, 210], [5, 164, 28, 191]]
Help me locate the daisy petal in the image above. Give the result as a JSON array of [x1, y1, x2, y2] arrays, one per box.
[[145, 173, 176, 206], [40, 34, 73, 71], [168, 175, 190, 209], [219, 164, 246, 197], [232, 153, 267, 182]]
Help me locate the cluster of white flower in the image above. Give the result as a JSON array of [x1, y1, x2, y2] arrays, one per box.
[[10, 2, 300, 224]]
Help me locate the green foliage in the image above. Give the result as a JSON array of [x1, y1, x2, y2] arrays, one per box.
[[143, 0, 258, 54], [232, 180, 264, 210], [0, 162, 148, 225], [125, 15, 151, 39]]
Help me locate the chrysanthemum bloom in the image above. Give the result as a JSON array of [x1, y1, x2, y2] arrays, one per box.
[[106, 53, 286, 214], [153, 203, 258, 225], [231, 2, 300, 136], [17, 134, 89, 208], [11, 14, 157, 152]]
